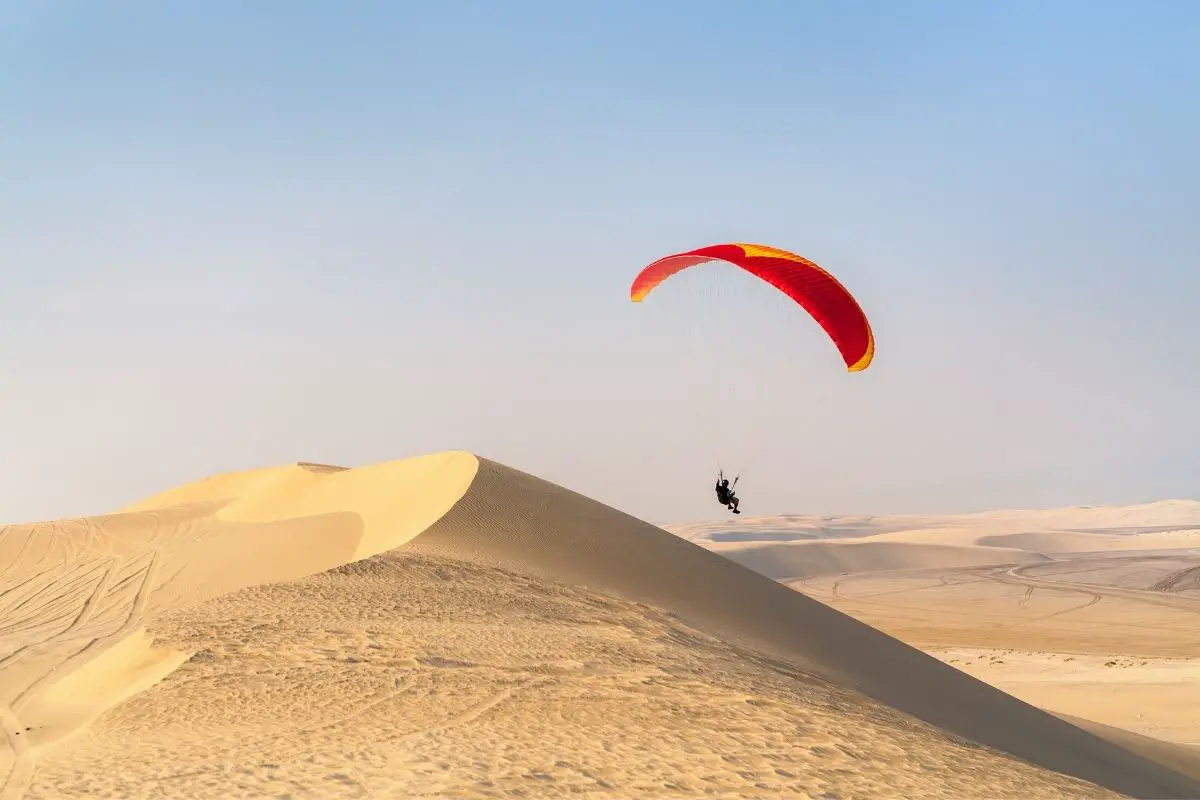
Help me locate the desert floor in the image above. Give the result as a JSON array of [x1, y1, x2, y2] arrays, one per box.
[[791, 557, 1200, 747]]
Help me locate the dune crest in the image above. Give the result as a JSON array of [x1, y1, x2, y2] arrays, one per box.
[[119, 452, 479, 561]]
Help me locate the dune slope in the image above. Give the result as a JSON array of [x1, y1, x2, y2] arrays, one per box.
[[25, 549, 1124, 799], [409, 457, 1200, 799]]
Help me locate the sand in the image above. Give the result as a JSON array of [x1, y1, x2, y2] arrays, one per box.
[[2, 452, 1198, 798], [681, 503, 1200, 785], [704, 539, 1050, 580], [788, 562, 1200, 746]]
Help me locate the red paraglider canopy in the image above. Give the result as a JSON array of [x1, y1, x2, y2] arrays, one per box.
[[631, 242, 874, 372]]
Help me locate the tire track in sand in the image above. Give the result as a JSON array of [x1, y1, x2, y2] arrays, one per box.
[[1, 550, 161, 800]]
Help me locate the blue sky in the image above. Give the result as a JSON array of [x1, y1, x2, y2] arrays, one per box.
[[2, 0, 1197, 523]]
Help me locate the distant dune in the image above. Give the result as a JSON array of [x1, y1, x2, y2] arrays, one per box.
[[670, 502, 1200, 548], [670, 504, 1200, 580], [2, 453, 1198, 798], [975, 529, 1200, 553], [706, 539, 1048, 580]]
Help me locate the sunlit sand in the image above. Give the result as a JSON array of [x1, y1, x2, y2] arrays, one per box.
[[2, 454, 1198, 798], [684, 503, 1200, 785]]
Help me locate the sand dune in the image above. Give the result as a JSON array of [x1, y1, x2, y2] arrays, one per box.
[[671, 503, 1200, 587], [975, 529, 1200, 553], [672, 501, 1200, 537], [118, 453, 481, 562], [2, 453, 1199, 798], [407, 463, 1200, 797], [667, 514, 932, 544], [707, 539, 1047, 579]]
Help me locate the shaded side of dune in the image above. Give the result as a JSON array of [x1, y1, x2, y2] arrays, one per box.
[[406, 457, 1200, 799], [1054, 714, 1200, 783]]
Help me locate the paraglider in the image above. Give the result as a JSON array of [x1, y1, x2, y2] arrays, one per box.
[[630, 242, 875, 513], [715, 470, 740, 514], [629, 242, 875, 372]]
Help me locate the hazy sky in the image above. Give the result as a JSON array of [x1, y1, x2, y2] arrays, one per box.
[[3, 0, 1198, 524]]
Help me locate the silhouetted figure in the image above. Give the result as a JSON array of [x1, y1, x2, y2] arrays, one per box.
[[715, 472, 741, 514]]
